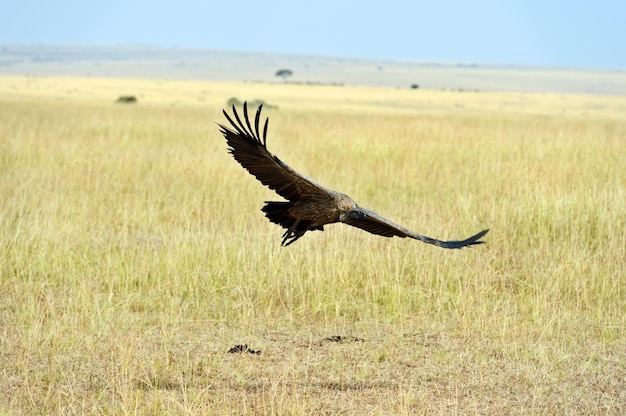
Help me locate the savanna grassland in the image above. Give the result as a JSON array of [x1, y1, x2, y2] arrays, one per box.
[[1, 76, 625, 414]]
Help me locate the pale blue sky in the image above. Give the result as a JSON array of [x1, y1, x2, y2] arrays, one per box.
[[3, 0, 625, 69]]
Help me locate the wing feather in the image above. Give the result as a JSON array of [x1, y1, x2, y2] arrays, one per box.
[[218, 102, 332, 201], [346, 208, 489, 249], [254, 105, 263, 145]]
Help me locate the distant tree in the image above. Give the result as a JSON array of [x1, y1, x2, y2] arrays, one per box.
[[227, 97, 243, 107], [410, 83, 420, 89], [116, 95, 137, 103], [275, 69, 293, 82]]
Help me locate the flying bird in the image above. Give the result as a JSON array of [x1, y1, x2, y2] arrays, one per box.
[[218, 102, 488, 248]]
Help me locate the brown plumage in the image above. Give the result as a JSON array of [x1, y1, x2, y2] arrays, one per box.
[[218, 102, 489, 248]]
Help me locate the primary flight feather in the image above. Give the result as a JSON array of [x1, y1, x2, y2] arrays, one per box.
[[218, 102, 489, 248]]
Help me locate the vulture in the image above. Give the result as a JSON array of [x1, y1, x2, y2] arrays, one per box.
[[218, 102, 489, 248]]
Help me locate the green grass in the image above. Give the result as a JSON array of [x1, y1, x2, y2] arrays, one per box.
[[1, 77, 625, 414]]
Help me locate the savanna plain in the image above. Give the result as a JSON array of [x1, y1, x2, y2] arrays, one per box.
[[1, 76, 625, 414]]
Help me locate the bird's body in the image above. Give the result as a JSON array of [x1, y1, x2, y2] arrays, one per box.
[[262, 191, 362, 246], [218, 102, 488, 248]]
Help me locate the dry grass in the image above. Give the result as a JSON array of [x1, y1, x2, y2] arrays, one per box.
[[1, 77, 625, 414]]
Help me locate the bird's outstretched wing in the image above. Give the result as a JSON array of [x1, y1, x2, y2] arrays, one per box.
[[345, 208, 489, 249], [218, 102, 332, 201]]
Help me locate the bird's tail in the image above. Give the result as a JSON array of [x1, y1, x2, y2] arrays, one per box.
[[261, 201, 294, 229], [262, 201, 324, 246]]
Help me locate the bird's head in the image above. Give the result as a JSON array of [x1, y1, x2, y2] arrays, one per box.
[[340, 209, 366, 222]]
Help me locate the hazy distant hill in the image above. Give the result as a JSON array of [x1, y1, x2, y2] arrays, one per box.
[[1, 44, 625, 94]]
